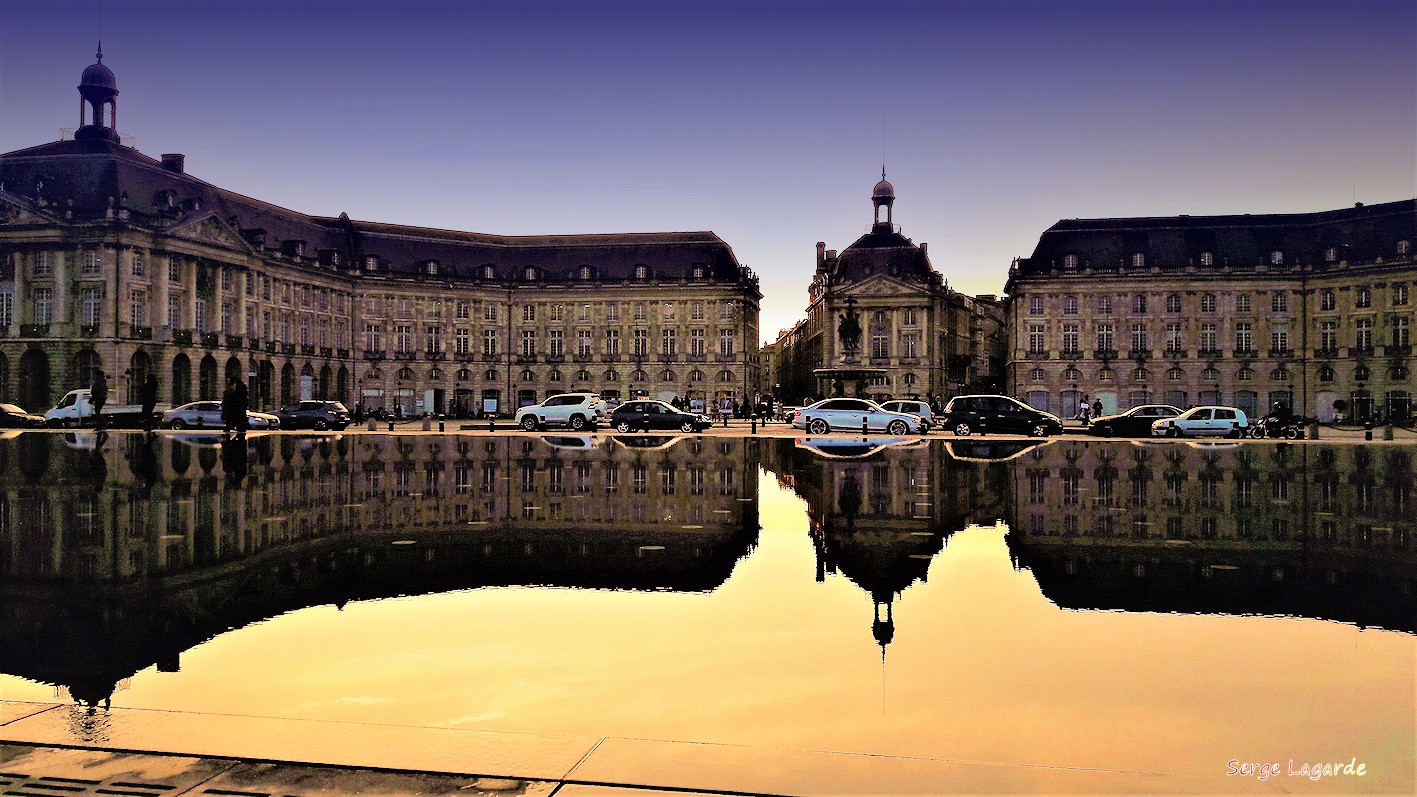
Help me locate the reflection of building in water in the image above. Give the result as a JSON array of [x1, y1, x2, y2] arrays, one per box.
[[1005, 441, 1416, 632], [0, 433, 759, 706], [763, 438, 1011, 649]]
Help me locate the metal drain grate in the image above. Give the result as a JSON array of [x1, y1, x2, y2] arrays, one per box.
[[0, 773, 178, 797]]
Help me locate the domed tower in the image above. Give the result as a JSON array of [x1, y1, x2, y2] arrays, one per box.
[[75, 43, 120, 143], [871, 169, 895, 230]]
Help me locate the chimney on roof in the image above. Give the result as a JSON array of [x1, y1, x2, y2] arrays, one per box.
[[920, 242, 928, 256], [161, 153, 185, 173]]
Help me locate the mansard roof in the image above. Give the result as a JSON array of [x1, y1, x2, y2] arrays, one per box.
[[0, 138, 748, 283], [1015, 199, 1416, 277], [830, 228, 937, 285]]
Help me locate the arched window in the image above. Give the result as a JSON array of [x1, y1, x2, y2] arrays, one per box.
[[1202, 366, 1220, 381], [1166, 367, 1184, 381], [1355, 365, 1371, 382], [1318, 365, 1335, 383], [718, 370, 734, 382], [1029, 368, 1046, 381], [1237, 368, 1254, 381], [457, 368, 472, 381], [576, 369, 591, 381], [1062, 367, 1081, 381], [689, 369, 704, 382], [630, 369, 648, 381], [1098, 368, 1115, 382], [521, 369, 535, 381], [397, 366, 414, 381], [484, 369, 498, 381], [1270, 368, 1291, 381], [660, 369, 675, 381], [548, 370, 562, 382], [604, 369, 619, 382], [903, 373, 917, 386], [1131, 367, 1149, 382]]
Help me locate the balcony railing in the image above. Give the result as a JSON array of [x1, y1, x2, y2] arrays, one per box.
[[1348, 346, 1376, 358], [1384, 344, 1412, 356], [393, 351, 417, 361], [1313, 347, 1339, 359], [321, 346, 334, 358], [515, 354, 538, 364], [226, 335, 243, 349], [1198, 348, 1223, 359], [300, 344, 316, 356], [1059, 350, 1083, 360], [425, 350, 446, 361], [248, 338, 261, 351], [80, 324, 100, 338], [1025, 350, 1051, 360], [364, 350, 386, 361], [282, 343, 296, 355], [336, 348, 349, 359], [173, 329, 193, 345], [130, 326, 152, 341], [1233, 349, 1259, 360], [265, 341, 277, 354], [1092, 348, 1117, 360], [1268, 348, 1294, 359], [574, 353, 594, 362], [201, 332, 220, 348], [20, 324, 49, 337], [1163, 348, 1187, 359], [545, 354, 566, 363], [482, 353, 499, 362], [1128, 349, 1152, 360]]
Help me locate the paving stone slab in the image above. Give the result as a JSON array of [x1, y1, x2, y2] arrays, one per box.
[[203, 761, 558, 796], [0, 705, 599, 782], [0, 702, 58, 726], [0, 744, 236, 794]]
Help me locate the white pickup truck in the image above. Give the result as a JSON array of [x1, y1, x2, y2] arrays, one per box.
[[45, 389, 165, 428]]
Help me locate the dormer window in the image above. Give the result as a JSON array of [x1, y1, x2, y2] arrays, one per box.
[[691, 265, 705, 279], [634, 264, 649, 279], [1130, 252, 1146, 268], [364, 255, 378, 271], [1325, 247, 1338, 262], [424, 260, 439, 275], [1062, 254, 1078, 270], [1270, 250, 1284, 266], [1400, 240, 1412, 256], [482, 264, 495, 279], [523, 266, 537, 282], [1199, 251, 1214, 267], [579, 265, 593, 280]]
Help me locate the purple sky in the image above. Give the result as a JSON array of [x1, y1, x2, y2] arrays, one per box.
[[2, 0, 1413, 340]]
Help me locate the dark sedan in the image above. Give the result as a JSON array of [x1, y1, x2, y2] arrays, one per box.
[[0, 403, 45, 428], [1089, 404, 1183, 437], [610, 400, 711, 433]]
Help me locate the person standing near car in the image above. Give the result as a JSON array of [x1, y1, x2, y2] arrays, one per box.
[[139, 373, 158, 432], [90, 370, 109, 429]]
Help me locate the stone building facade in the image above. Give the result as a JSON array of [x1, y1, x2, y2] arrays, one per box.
[[1004, 200, 1416, 422], [763, 177, 1004, 405], [0, 54, 760, 416]]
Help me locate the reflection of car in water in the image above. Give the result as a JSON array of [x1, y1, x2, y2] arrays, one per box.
[[168, 432, 226, 448], [942, 439, 1047, 462], [543, 435, 600, 450], [793, 436, 926, 460], [609, 435, 683, 452]]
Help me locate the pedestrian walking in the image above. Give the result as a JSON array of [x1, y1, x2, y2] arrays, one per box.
[[1092, 398, 1103, 419], [139, 373, 158, 432], [222, 375, 249, 439], [90, 370, 109, 429]]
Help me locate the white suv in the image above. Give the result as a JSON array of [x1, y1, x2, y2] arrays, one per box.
[[516, 393, 606, 431]]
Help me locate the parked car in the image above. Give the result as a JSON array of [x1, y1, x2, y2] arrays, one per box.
[[1150, 406, 1249, 438], [879, 399, 934, 432], [609, 400, 711, 433], [1088, 404, 1182, 437], [277, 400, 351, 431], [0, 403, 46, 428], [516, 392, 607, 431], [937, 395, 1062, 437], [791, 398, 925, 436], [162, 401, 281, 430]]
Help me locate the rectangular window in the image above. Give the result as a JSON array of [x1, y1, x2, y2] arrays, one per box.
[[131, 250, 145, 277], [82, 250, 101, 276], [719, 329, 735, 356], [196, 298, 209, 332], [1165, 323, 1182, 352], [222, 302, 234, 335], [0, 289, 12, 327], [484, 304, 498, 322], [1271, 292, 1288, 313], [1235, 322, 1253, 352], [130, 290, 148, 327], [1201, 294, 1216, 313], [691, 301, 705, 321], [455, 328, 470, 355], [578, 304, 591, 322], [1319, 321, 1337, 351], [904, 308, 918, 325], [718, 301, 734, 320], [521, 330, 537, 356], [1394, 317, 1410, 348], [1165, 294, 1182, 313], [1320, 289, 1335, 311], [871, 332, 889, 359], [1394, 285, 1410, 306], [1131, 323, 1149, 351], [35, 251, 53, 277], [1355, 318, 1373, 349], [1098, 296, 1112, 315], [247, 314, 257, 338], [167, 257, 181, 283], [1062, 323, 1079, 353], [1028, 324, 1045, 354], [690, 328, 705, 356], [549, 304, 563, 322], [34, 288, 52, 324], [83, 288, 103, 326], [426, 325, 441, 353], [661, 329, 676, 356], [1062, 296, 1078, 315], [456, 301, 471, 320], [397, 324, 412, 353], [549, 330, 564, 356], [1236, 294, 1251, 312], [1028, 296, 1043, 316], [1356, 287, 1371, 308], [578, 329, 593, 355], [606, 329, 621, 355], [903, 334, 918, 357], [482, 330, 498, 356], [298, 321, 309, 345], [1096, 323, 1114, 351], [1201, 323, 1217, 352], [522, 304, 535, 322], [1270, 328, 1288, 352], [634, 329, 647, 356], [607, 302, 620, 321], [634, 303, 647, 321]]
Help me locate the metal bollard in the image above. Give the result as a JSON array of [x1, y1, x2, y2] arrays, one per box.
[[422, 416, 431, 431], [388, 420, 394, 432], [488, 416, 496, 432], [1308, 421, 1319, 440], [1384, 423, 1394, 441], [367, 418, 377, 431], [750, 416, 757, 433], [722, 414, 728, 428], [439, 421, 445, 432]]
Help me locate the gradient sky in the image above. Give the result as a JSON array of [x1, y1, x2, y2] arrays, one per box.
[[2, 0, 1413, 340]]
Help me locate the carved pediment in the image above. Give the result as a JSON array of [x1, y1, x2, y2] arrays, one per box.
[[839, 273, 930, 298], [0, 194, 63, 226], [167, 212, 254, 252]]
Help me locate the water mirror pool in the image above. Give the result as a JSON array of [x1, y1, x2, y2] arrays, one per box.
[[0, 432, 1411, 792]]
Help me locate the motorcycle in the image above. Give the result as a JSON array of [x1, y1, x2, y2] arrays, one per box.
[[1249, 414, 1304, 439]]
